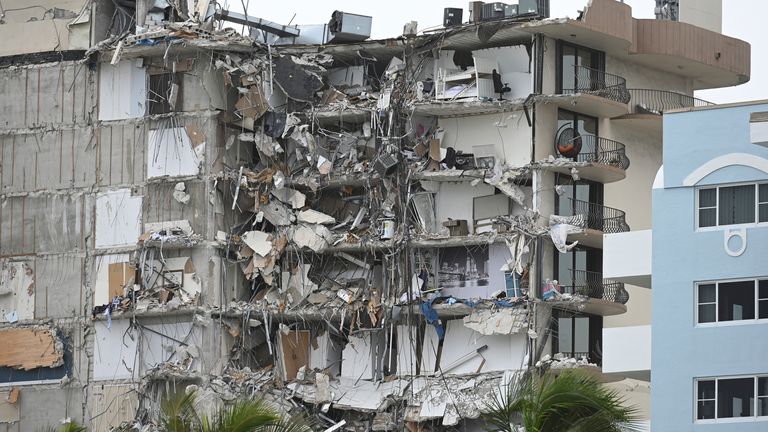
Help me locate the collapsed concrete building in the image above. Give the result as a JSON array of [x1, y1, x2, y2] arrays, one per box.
[[0, 0, 750, 430]]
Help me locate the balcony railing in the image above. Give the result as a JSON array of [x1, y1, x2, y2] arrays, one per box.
[[554, 133, 630, 170], [627, 89, 714, 115], [562, 270, 630, 305], [561, 65, 631, 104], [561, 198, 630, 234]]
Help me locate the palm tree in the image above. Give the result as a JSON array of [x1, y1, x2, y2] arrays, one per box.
[[483, 370, 644, 432], [160, 391, 313, 432]]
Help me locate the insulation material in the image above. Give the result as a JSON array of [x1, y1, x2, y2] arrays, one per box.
[[0, 327, 64, 370], [93, 254, 132, 306], [0, 261, 35, 323], [0, 389, 19, 424], [95, 189, 143, 248], [93, 318, 199, 381], [90, 385, 139, 432], [99, 60, 146, 120], [147, 127, 202, 178], [279, 330, 310, 381]]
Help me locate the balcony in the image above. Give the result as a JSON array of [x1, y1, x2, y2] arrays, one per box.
[[603, 230, 651, 289], [544, 66, 631, 118], [560, 198, 629, 248], [550, 133, 630, 183], [615, 89, 714, 128], [554, 270, 629, 316], [602, 325, 651, 381]]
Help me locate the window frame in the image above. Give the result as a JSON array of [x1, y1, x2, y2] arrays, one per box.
[[695, 277, 768, 327], [695, 375, 768, 423], [696, 182, 768, 230]]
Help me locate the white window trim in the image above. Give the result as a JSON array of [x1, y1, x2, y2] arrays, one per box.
[[695, 375, 768, 424], [695, 277, 768, 327], [695, 181, 768, 231]]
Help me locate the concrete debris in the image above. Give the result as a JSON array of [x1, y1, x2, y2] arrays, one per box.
[[297, 209, 336, 225], [462, 308, 528, 335], [0, 2, 658, 428], [241, 231, 273, 257], [172, 182, 191, 204]]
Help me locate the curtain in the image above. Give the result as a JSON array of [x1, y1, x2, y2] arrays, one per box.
[[719, 185, 755, 225]]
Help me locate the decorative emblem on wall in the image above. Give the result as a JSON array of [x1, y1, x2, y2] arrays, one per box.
[[724, 227, 747, 257]]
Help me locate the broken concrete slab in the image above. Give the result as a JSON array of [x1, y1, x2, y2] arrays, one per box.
[[297, 209, 336, 225], [271, 188, 306, 209], [241, 231, 273, 257], [462, 308, 528, 336], [292, 224, 333, 252]]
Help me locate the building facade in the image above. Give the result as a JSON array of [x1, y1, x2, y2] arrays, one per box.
[[0, 0, 750, 430], [651, 101, 768, 431]]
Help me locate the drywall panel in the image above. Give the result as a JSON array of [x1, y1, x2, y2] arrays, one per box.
[[35, 255, 84, 319], [309, 331, 342, 376], [93, 318, 199, 380], [147, 127, 201, 178], [342, 334, 375, 380], [95, 189, 143, 248], [0, 261, 35, 323], [99, 60, 146, 121], [422, 320, 527, 375], [90, 384, 139, 432], [437, 112, 531, 168]]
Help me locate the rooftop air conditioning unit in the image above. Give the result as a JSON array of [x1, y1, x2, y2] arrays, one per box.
[[482, 2, 518, 21], [327, 11, 372, 43]]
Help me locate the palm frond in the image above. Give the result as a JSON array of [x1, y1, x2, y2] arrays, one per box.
[[201, 398, 280, 432], [160, 390, 200, 432], [482, 369, 642, 432]]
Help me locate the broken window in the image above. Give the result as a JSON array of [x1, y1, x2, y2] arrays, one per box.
[[696, 279, 768, 324], [697, 183, 768, 228], [696, 376, 767, 420], [149, 72, 183, 114]]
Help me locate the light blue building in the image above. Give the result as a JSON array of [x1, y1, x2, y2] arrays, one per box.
[[652, 100, 768, 430]]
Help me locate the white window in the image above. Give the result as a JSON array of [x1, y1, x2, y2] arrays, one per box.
[[696, 279, 768, 324], [698, 183, 768, 228], [696, 376, 768, 421]]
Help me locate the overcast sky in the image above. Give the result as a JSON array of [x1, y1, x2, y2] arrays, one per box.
[[224, 0, 765, 103]]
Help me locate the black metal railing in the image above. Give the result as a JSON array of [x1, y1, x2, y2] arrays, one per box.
[[562, 198, 630, 234], [561, 65, 631, 104], [554, 134, 630, 170], [627, 89, 714, 115], [561, 270, 629, 305]]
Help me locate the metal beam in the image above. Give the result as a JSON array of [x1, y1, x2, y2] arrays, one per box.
[[214, 10, 300, 38]]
